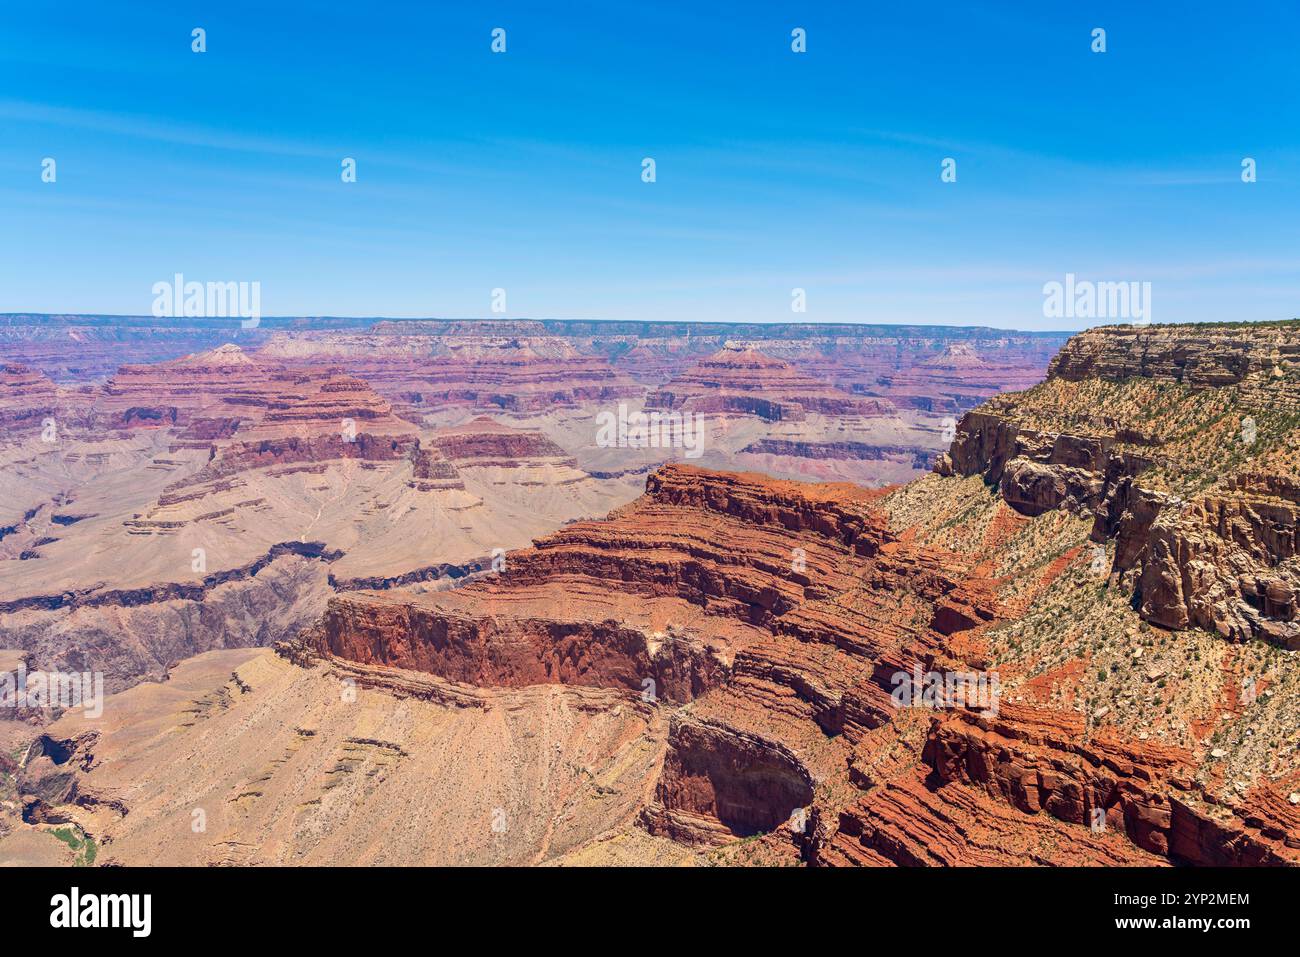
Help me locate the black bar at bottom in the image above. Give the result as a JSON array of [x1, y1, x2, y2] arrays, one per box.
[[0, 865, 1285, 943]]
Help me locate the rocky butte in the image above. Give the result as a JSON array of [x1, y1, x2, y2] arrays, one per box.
[[630, 345, 946, 488], [0, 363, 63, 435], [645, 346, 891, 422]]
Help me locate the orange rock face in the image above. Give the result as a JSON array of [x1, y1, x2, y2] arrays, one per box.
[[827, 701, 1297, 866], [1047, 322, 1300, 387], [311, 456, 1300, 865], [309, 464, 986, 848]]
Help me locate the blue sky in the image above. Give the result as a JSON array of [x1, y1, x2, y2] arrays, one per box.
[[1, 1, 1297, 329]]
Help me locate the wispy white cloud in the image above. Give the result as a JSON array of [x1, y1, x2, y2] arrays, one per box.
[[0, 98, 336, 158]]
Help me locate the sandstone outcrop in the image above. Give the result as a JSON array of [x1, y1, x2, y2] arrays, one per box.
[[1047, 322, 1300, 387], [938, 321, 1300, 648]]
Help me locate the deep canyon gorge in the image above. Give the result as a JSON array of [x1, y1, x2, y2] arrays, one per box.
[[3, 315, 1297, 867]]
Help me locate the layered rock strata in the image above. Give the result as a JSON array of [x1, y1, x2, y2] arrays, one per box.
[[314, 454, 1300, 865], [937, 322, 1300, 648], [645, 347, 889, 422]]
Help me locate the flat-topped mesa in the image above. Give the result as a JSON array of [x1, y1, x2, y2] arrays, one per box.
[[403, 338, 640, 412], [421, 415, 590, 489], [367, 320, 551, 337], [186, 373, 421, 481], [260, 332, 639, 413], [937, 321, 1300, 647], [696, 336, 1059, 416], [94, 344, 288, 433], [645, 347, 890, 422], [0, 316, 283, 384], [577, 325, 1068, 393], [1048, 322, 1300, 389], [432, 416, 575, 468]]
